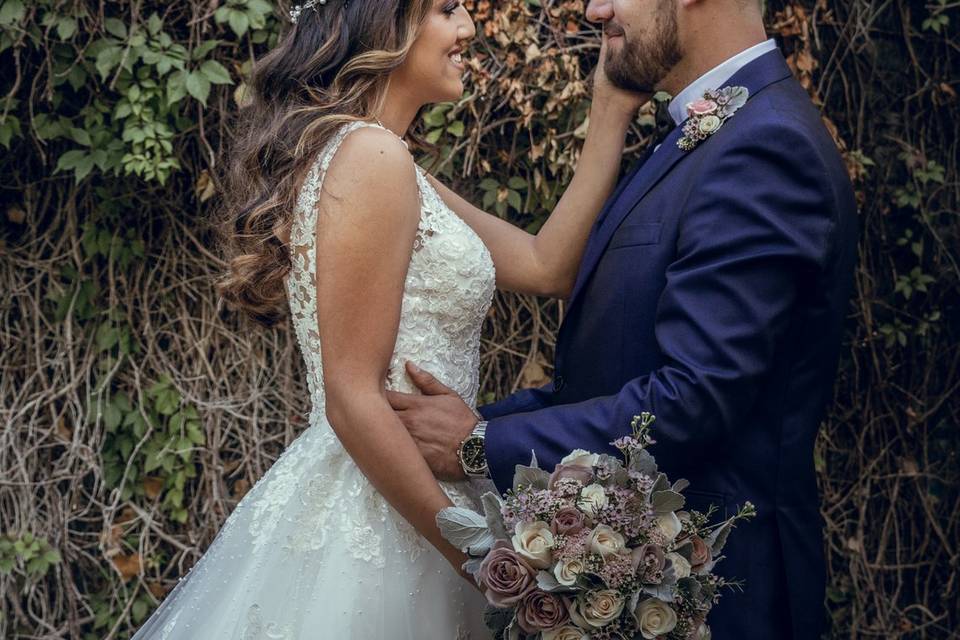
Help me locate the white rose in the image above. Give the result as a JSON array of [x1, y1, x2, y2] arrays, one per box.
[[560, 449, 599, 468], [588, 524, 626, 557], [511, 521, 555, 569], [666, 552, 691, 579], [695, 623, 712, 640], [578, 484, 608, 518], [542, 625, 590, 640], [655, 512, 683, 543], [553, 557, 585, 586], [569, 590, 625, 628], [635, 598, 678, 639], [698, 114, 722, 134]]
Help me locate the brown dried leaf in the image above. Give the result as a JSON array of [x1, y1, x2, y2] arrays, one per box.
[[111, 553, 143, 580]]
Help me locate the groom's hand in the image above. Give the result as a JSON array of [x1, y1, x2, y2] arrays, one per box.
[[386, 362, 478, 482]]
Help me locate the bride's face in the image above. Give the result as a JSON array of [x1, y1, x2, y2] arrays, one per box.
[[392, 0, 475, 104]]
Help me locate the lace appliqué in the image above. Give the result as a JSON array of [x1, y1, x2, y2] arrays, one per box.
[[245, 120, 495, 566], [242, 605, 293, 640]]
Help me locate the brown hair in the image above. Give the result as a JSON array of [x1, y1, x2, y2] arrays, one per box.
[[215, 0, 433, 325]]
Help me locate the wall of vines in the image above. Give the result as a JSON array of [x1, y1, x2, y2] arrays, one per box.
[[0, 0, 956, 638]]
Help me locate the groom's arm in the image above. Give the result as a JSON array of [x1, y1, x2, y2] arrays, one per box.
[[485, 122, 843, 492]]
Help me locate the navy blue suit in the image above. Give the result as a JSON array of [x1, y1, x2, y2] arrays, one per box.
[[479, 50, 857, 639]]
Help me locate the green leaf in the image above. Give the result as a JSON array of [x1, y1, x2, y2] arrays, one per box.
[[0, 0, 25, 27], [227, 9, 249, 37], [479, 178, 499, 191], [507, 189, 522, 212], [96, 322, 119, 351], [57, 17, 77, 40], [447, 120, 465, 137], [508, 176, 527, 190], [425, 128, 443, 144], [200, 60, 232, 85], [104, 17, 127, 39], [185, 71, 211, 105], [191, 39, 222, 61], [166, 70, 188, 105]]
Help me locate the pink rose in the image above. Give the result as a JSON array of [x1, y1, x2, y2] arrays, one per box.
[[517, 590, 570, 632], [688, 535, 712, 573], [477, 540, 537, 607], [548, 464, 594, 488], [551, 506, 586, 536], [686, 99, 718, 117]]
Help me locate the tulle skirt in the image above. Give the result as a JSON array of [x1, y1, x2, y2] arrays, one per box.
[[132, 420, 489, 640]]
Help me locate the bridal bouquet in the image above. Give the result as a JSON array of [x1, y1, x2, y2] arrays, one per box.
[[437, 413, 755, 640]]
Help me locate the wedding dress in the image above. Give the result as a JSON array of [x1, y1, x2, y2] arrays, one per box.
[[133, 121, 495, 639]]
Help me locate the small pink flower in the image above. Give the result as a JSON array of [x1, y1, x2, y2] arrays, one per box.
[[686, 99, 718, 117]]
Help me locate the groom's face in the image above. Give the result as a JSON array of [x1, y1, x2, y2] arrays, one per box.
[[587, 0, 684, 94]]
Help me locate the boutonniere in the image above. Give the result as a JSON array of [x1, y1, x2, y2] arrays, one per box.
[[677, 86, 750, 151]]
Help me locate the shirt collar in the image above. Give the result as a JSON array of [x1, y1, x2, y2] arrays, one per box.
[[667, 39, 778, 125]]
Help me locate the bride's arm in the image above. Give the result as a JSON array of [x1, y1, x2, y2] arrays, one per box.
[[428, 40, 648, 298], [313, 127, 466, 573]]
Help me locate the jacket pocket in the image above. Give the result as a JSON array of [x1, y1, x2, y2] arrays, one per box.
[[609, 222, 662, 250], [682, 489, 728, 520]]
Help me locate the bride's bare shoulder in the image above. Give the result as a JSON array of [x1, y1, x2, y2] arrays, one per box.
[[322, 125, 417, 203]]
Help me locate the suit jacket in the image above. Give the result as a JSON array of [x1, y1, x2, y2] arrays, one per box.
[[479, 50, 858, 640]]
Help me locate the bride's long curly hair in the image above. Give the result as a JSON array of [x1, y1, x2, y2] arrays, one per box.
[[216, 0, 433, 325]]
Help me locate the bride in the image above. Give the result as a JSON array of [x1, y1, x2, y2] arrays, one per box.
[[133, 0, 643, 637]]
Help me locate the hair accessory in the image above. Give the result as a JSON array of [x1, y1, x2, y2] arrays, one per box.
[[289, 0, 327, 24]]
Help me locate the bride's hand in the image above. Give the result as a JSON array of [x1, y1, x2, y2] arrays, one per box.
[[592, 33, 650, 118]]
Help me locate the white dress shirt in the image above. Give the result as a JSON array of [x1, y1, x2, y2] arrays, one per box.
[[654, 39, 778, 153]]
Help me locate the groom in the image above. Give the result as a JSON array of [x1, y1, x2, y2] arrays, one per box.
[[388, 0, 857, 638]]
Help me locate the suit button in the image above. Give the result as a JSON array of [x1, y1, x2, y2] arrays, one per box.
[[554, 375, 566, 392]]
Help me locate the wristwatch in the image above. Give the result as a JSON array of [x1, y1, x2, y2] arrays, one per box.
[[457, 421, 489, 479]]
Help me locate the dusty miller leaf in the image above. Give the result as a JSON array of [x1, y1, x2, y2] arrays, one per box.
[[436, 507, 494, 553], [512, 464, 549, 492], [651, 490, 685, 514], [481, 491, 509, 540]]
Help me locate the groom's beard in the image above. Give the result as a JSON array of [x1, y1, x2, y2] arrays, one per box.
[[604, 0, 683, 94]]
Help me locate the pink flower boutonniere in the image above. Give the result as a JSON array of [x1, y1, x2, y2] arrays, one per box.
[[677, 86, 750, 151]]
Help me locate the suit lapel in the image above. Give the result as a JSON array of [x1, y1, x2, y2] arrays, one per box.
[[569, 125, 688, 304], [567, 49, 794, 307]]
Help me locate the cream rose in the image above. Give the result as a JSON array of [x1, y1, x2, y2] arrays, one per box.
[[694, 622, 712, 640], [578, 484, 608, 518], [698, 114, 722, 134], [554, 557, 586, 586], [635, 598, 678, 639], [511, 521, 555, 569], [569, 589, 625, 628], [655, 512, 683, 543], [588, 524, 626, 557], [666, 552, 691, 579], [542, 625, 590, 640], [561, 449, 599, 468]]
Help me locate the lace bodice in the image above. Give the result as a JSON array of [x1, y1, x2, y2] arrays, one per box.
[[286, 120, 496, 427], [133, 123, 493, 640]]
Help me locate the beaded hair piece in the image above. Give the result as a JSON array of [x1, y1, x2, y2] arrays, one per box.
[[290, 0, 348, 24]]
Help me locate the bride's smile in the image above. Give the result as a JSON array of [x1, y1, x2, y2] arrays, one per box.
[[390, 0, 475, 105]]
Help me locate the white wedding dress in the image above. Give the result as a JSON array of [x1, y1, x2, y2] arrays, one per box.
[[133, 121, 494, 639]]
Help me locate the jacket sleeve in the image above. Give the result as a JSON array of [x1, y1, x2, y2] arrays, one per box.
[[484, 122, 839, 492], [477, 382, 556, 421]]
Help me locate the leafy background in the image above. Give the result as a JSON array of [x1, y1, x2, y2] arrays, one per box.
[[0, 0, 957, 637]]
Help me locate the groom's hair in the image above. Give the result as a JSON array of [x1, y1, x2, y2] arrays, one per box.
[[215, 0, 434, 325]]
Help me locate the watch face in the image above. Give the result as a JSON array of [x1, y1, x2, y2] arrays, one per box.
[[461, 436, 486, 472]]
